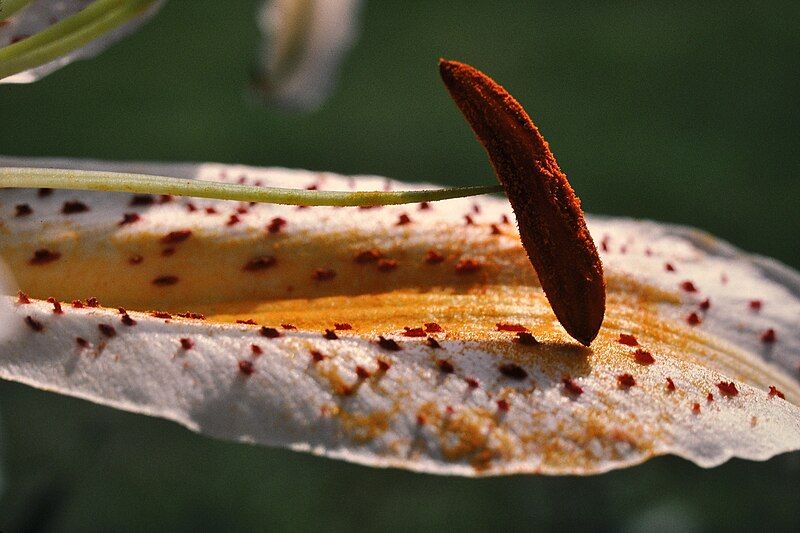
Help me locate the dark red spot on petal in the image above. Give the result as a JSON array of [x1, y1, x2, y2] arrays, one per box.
[[716, 381, 739, 397], [153, 275, 179, 286], [251, 344, 263, 356], [76, 337, 90, 348], [238, 359, 255, 376], [121, 314, 136, 326], [354, 249, 381, 263], [454, 258, 481, 273], [25, 316, 44, 332], [680, 281, 698, 293], [310, 350, 326, 363], [119, 213, 141, 226], [377, 336, 401, 351], [465, 377, 480, 388], [396, 213, 412, 225], [499, 363, 528, 380], [160, 230, 192, 244], [768, 386, 785, 400], [664, 263, 676, 272], [464, 214, 474, 225], [130, 194, 154, 206], [761, 328, 776, 343], [563, 376, 583, 395], [15, 204, 32, 217], [424, 250, 445, 264], [437, 359, 455, 373], [496, 322, 527, 332], [618, 333, 638, 346], [692, 403, 701, 414], [180, 338, 194, 350], [355, 366, 372, 379], [426, 336, 442, 349], [260, 327, 280, 338], [377, 258, 398, 272], [17, 291, 31, 304], [226, 214, 240, 226], [30, 249, 61, 265], [666, 377, 676, 391], [38, 188, 53, 197], [516, 332, 539, 345], [424, 322, 442, 333], [749, 300, 762, 311], [266, 217, 287, 233], [243, 256, 277, 271], [617, 373, 636, 388], [62, 201, 89, 214], [496, 399, 510, 412], [323, 329, 339, 340], [699, 298, 711, 310], [171, 310, 195, 320], [377, 359, 391, 372], [634, 349, 655, 365], [98, 324, 116, 337], [312, 268, 336, 281], [686, 312, 702, 326]]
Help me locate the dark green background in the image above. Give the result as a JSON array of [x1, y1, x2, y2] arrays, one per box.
[[1, 1, 799, 531]]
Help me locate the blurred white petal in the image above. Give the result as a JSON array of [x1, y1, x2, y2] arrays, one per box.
[[254, 0, 362, 111], [0, 157, 798, 476], [0, 0, 164, 84]]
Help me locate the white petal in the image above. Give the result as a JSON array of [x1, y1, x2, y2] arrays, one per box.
[[0, 156, 798, 476], [254, 0, 362, 110], [0, 0, 164, 84]]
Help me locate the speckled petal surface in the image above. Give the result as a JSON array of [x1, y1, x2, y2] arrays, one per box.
[[0, 0, 164, 84], [0, 157, 798, 476]]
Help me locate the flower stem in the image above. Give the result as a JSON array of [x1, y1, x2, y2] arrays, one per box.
[[0, 0, 157, 80], [0, 0, 33, 20], [0, 167, 503, 206]]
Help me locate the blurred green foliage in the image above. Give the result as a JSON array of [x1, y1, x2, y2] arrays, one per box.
[[1, 0, 798, 530]]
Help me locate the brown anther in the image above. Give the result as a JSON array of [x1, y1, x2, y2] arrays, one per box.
[[440, 59, 605, 346]]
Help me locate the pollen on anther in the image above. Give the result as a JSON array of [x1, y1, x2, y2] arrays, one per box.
[[334, 323, 352, 330], [425, 322, 442, 333]]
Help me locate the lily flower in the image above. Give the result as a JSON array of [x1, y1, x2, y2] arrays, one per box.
[[0, 154, 798, 476]]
